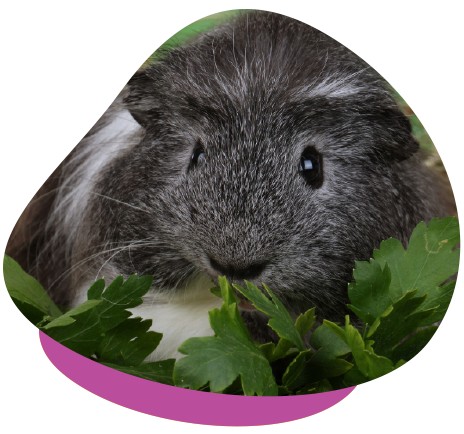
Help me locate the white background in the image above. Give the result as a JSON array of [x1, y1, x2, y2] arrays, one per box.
[[1, 1, 463, 432]]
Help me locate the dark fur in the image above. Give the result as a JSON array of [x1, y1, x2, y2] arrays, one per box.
[[7, 11, 454, 336]]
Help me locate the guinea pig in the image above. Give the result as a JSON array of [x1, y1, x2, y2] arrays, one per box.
[[7, 10, 454, 360]]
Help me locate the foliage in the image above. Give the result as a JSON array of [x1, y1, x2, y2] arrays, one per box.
[[3, 217, 459, 395]]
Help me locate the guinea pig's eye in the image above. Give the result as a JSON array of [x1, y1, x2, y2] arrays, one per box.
[[299, 146, 323, 187], [190, 143, 206, 169]]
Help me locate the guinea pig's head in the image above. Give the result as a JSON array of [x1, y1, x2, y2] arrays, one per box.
[[90, 12, 421, 321]]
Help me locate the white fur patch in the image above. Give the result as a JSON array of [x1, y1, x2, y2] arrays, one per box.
[[49, 106, 142, 247], [134, 273, 220, 361]]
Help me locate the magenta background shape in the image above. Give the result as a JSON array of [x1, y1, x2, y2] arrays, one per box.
[[40, 331, 355, 426]]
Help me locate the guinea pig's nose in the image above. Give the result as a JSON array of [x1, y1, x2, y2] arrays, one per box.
[[208, 257, 268, 280]]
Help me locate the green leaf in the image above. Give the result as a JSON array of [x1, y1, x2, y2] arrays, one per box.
[[417, 280, 455, 326], [43, 299, 102, 329], [258, 307, 316, 363], [281, 350, 313, 390], [3, 255, 62, 324], [260, 339, 294, 362], [348, 217, 458, 334], [311, 320, 352, 356], [173, 277, 278, 395], [42, 275, 154, 357], [97, 275, 153, 331], [282, 319, 355, 392], [234, 281, 305, 350], [97, 317, 162, 366], [282, 347, 353, 392], [343, 367, 369, 387], [103, 360, 175, 386], [372, 217, 459, 307], [391, 326, 438, 362], [367, 290, 435, 359], [306, 379, 334, 394], [347, 261, 392, 324], [87, 279, 105, 300], [306, 321, 353, 381], [295, 307, 316, 339], [344, 318, 394, 380], [43, 299, 106, 356]]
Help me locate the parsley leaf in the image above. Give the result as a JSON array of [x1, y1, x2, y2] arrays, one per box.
[[173, 277, 278, 395], [3, 256, 62, 324], [3, 216, 459, 394]]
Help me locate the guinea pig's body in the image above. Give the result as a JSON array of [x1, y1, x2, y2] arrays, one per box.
[[8, 11, 454, 360]]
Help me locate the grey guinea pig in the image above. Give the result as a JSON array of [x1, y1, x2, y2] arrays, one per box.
[[7, 10, 455, 360]]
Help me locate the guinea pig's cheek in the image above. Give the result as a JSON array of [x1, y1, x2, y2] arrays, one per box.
[[3, 8, 459, 428]]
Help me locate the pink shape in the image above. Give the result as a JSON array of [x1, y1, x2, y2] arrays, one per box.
[[40, 331, 355, 426]]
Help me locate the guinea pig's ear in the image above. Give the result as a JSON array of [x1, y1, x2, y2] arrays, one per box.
[[373, 107, 420, 162], [123, 70, 157, 128]]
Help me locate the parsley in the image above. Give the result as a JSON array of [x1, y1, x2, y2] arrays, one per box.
[[3, 216, 459, 395]]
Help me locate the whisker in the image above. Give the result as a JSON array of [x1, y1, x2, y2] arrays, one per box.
[[48, 239, 159, 289], [90, 192, 152, 214]]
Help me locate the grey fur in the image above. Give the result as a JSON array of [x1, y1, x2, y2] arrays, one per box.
[[7, 11, 454, 342]]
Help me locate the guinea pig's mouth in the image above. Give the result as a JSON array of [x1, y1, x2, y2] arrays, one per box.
[[207, 273, 258, 312]]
